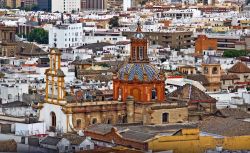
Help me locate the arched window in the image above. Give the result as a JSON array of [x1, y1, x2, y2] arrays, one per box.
[[122, 115, 127, 123], [203, 67, 208, 74], [92, 118, 97, 124], [8, 94, 12, 100], [107, 118, 112, 124], [139, 46, 144, 60], [162, 113, 169, 123], [51, 112, 56, 127], [76, 119, 81, 128], [212, 67, 218, 74], [151, 88, 157, 100], [132, 47, 136, 59], [118, 88, 122, 100]]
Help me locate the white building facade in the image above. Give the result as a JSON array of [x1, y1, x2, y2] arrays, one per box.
[[52, 0, 81, 13], [49, 23, 83, 49]]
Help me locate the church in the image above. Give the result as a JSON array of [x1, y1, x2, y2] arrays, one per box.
[[38, 23, 188, 133]]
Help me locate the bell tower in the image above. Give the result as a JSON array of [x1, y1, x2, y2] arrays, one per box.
[[0, 24, 17, 57], [201, 57, 221, 92], [45, 48, 66, 105], [129, 22, 149, 63]]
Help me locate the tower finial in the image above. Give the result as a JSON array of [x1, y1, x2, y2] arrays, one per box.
[[136, 21, 142, 32]]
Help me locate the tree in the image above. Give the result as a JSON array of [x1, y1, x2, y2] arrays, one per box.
[[109, 16, 119, 29], [27, 28, 48, 44], [223, 50, 247, 58], [0, 72, 5, 78]]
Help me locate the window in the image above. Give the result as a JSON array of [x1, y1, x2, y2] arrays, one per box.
[[162, 113, 169, 123], [107, 118, 112, 124], [212, 67, 218, 74], [132, 47, 136, 59], [151, 88, 157, 100], [86, 145, 90, 150], [139, 47, 144, 60], [92, 118, 97, 124], [65, 146, 68, 150], [72, 146, 75, 150], [51, 112, 56, 127], [8, 94, 12, 100], [203, 67, 208, 74], [76, 119, 81, 128]]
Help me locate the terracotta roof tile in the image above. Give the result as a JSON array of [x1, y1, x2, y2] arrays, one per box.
[[199, 116, 250, 136], [167, 84, 216, 103], [187, 75, 209, 85], [215, 108, 250, 119], [228, 62, 250, 73], [221, 74, 240, 80], [62, 134, 86, 145]]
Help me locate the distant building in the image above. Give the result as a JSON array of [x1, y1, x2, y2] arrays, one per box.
[[20, 0, 37, 8], [123, 0, 131, 11], [195, 35, 217, 54], [0, 79, 29, 104], [106, 0, 123, 11], [194, 33, 241, 51], [228, 62, 250, 83], [0, 24, 17, 57], [3, 0, 21, 8], [37, 0, 51, 11], [39, 28, 188, 133], [202, 0, 215, 5], [51, 0, 80, 13], [49, 23, 83, 49], [85, 0, 106, 10], [123, 31, 193, 50], [81, 0, 86, 10], [201, 57, 221, 92]]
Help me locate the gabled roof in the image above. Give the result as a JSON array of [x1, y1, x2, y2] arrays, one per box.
[[119, 130, 155, 142], [62, 134, 86, 145], [199, 116, 250, 136], [187, 75, 209, 85], [215, 108, 250, 119], [40, 136, 62, 146], [228, 62, 250, 73], [167, 84, 216, 103], [221, 74, 240, 80], [76, 42, 113, 52], [16, 41, 48, 56]]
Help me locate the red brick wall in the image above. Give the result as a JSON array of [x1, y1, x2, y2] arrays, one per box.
[[195, 35, 217, 54], [113, 79, 165, 102]]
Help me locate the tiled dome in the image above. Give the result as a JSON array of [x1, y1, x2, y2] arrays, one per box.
[[118, 63, 161, 81]]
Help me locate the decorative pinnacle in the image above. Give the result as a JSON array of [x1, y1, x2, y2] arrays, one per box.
[[136, 21, 142, 32]]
